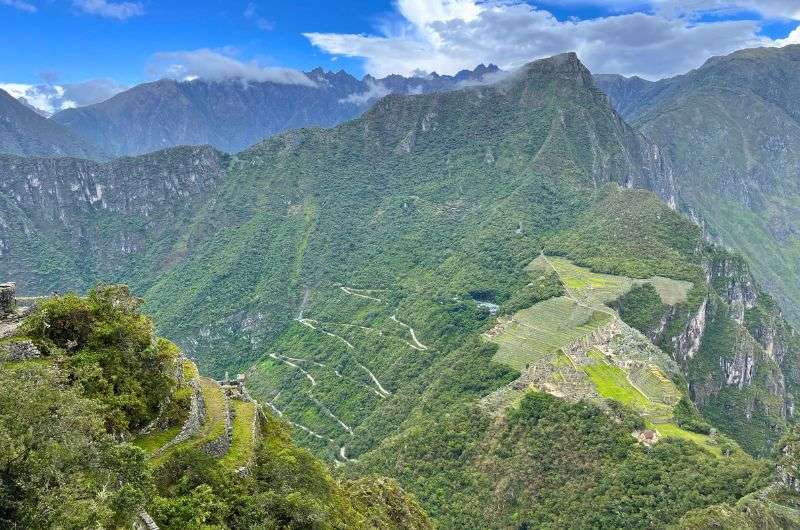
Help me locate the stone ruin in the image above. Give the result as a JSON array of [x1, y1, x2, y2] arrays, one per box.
[[218, 372, 247, 398], [0, 282, 15, 318]]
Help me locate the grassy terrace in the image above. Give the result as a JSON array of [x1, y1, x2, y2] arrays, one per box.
[[133, 426, 181, 454], [491, 296, 612, 370], [531, 255, 693, 308], [220, 400, 257, 470], [489, 257, 723, 455]]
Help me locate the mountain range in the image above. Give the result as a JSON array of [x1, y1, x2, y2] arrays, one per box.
[[43, 64, 500, 156], [0, 87, 105, 159], [595, 44, 800, 329], [3, 49, 800, 527]]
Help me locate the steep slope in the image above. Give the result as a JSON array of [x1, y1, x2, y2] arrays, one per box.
[[0, 88, 103, 159], [51, 65, 500, 156], [597, 45, 800, 327], [0, 145, 226, 294], [3, 52, 800, 526], [0, 285, 432, 529]]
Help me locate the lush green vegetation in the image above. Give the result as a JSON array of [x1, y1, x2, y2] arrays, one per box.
[[354, 392, 775, 528], [3, 52, 799, 527], [1, 289, 431, 529]]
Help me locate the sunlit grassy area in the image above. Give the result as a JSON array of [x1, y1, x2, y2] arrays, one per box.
[[584, 358, 651, 410], [133, 426, 181, 454], [220, 400, 257, 470], [532, 256, 692, 308], [652, 422, 720, 456]]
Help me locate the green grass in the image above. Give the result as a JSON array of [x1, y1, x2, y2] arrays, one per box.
[[584, 357, 651, 410], [133, 426, 181, 454], [652, 422, 720, 456], [196, 377, 227, 443], [220, 400, 257, 470], [491, 296, 612, 370], [544, 256, 692, 308], [182, 358, 199, 380]]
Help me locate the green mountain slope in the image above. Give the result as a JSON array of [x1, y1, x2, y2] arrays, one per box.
[[3, 52, 800, 526], [0, 286, 431, 529], [597, 45, 800, 328]]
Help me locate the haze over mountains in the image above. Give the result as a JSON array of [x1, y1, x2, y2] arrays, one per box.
[[46, 64, 500, 156]]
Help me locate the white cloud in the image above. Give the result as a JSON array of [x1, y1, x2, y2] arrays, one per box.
[[304, 0, 794, 80], [0, 79, 127, 115], [339, 80, 391, 105], [0, 0, 36, 12], [146, 48, 316, 86], [244, 2, 274, 31], [652, 0, 800, 19], [73, 0, 144, 20]]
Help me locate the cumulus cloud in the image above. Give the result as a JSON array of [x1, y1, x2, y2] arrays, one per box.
[[146, 48, 316, 86], [304, 0, 796, 79], [339, 80, 391, 105], [0, 78, 127, 115], [1, 0, 36, 12], [73, 0, 144, 20]]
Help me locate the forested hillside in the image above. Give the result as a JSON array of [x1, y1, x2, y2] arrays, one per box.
[[0, 285, 430, 529], [3, 52, 800, 527], [596, 45, 800, 327]]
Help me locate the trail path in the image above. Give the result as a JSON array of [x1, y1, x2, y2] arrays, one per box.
[[310, 395, 354, 435], [264, 400, 335, 443], [269, 353, 317, 386], [340, 286, 384, 303], [390, 314, 429, 350], [359, 365, 391, 397], [299, 318, 390, 397]]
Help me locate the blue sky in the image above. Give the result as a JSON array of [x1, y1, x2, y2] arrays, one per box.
[[1, 0, 799, 113]]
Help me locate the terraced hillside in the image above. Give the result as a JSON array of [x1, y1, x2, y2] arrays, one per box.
[[482, 255, 716, 450], [134, 358, 261, 473], [0, 285, 432, 529]]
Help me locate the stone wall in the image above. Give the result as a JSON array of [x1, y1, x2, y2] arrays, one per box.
[[155, 378, 205, 456], [202, 393, 232, 458], [0, 283, 15, 318]]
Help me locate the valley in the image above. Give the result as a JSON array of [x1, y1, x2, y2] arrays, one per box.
[[3, 46, 800, 528]]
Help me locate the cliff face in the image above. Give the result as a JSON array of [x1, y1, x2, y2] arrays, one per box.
[[0, 145, 226, 293], [662, 249, 800, 453]]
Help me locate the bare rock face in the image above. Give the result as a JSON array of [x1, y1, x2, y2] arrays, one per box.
[[0, 282, 15, 317]]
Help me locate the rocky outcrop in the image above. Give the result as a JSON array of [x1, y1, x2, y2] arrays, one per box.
[[708, 254, 758, 324], [673, 298, 707, 362], [2, 339, 41, 361]]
